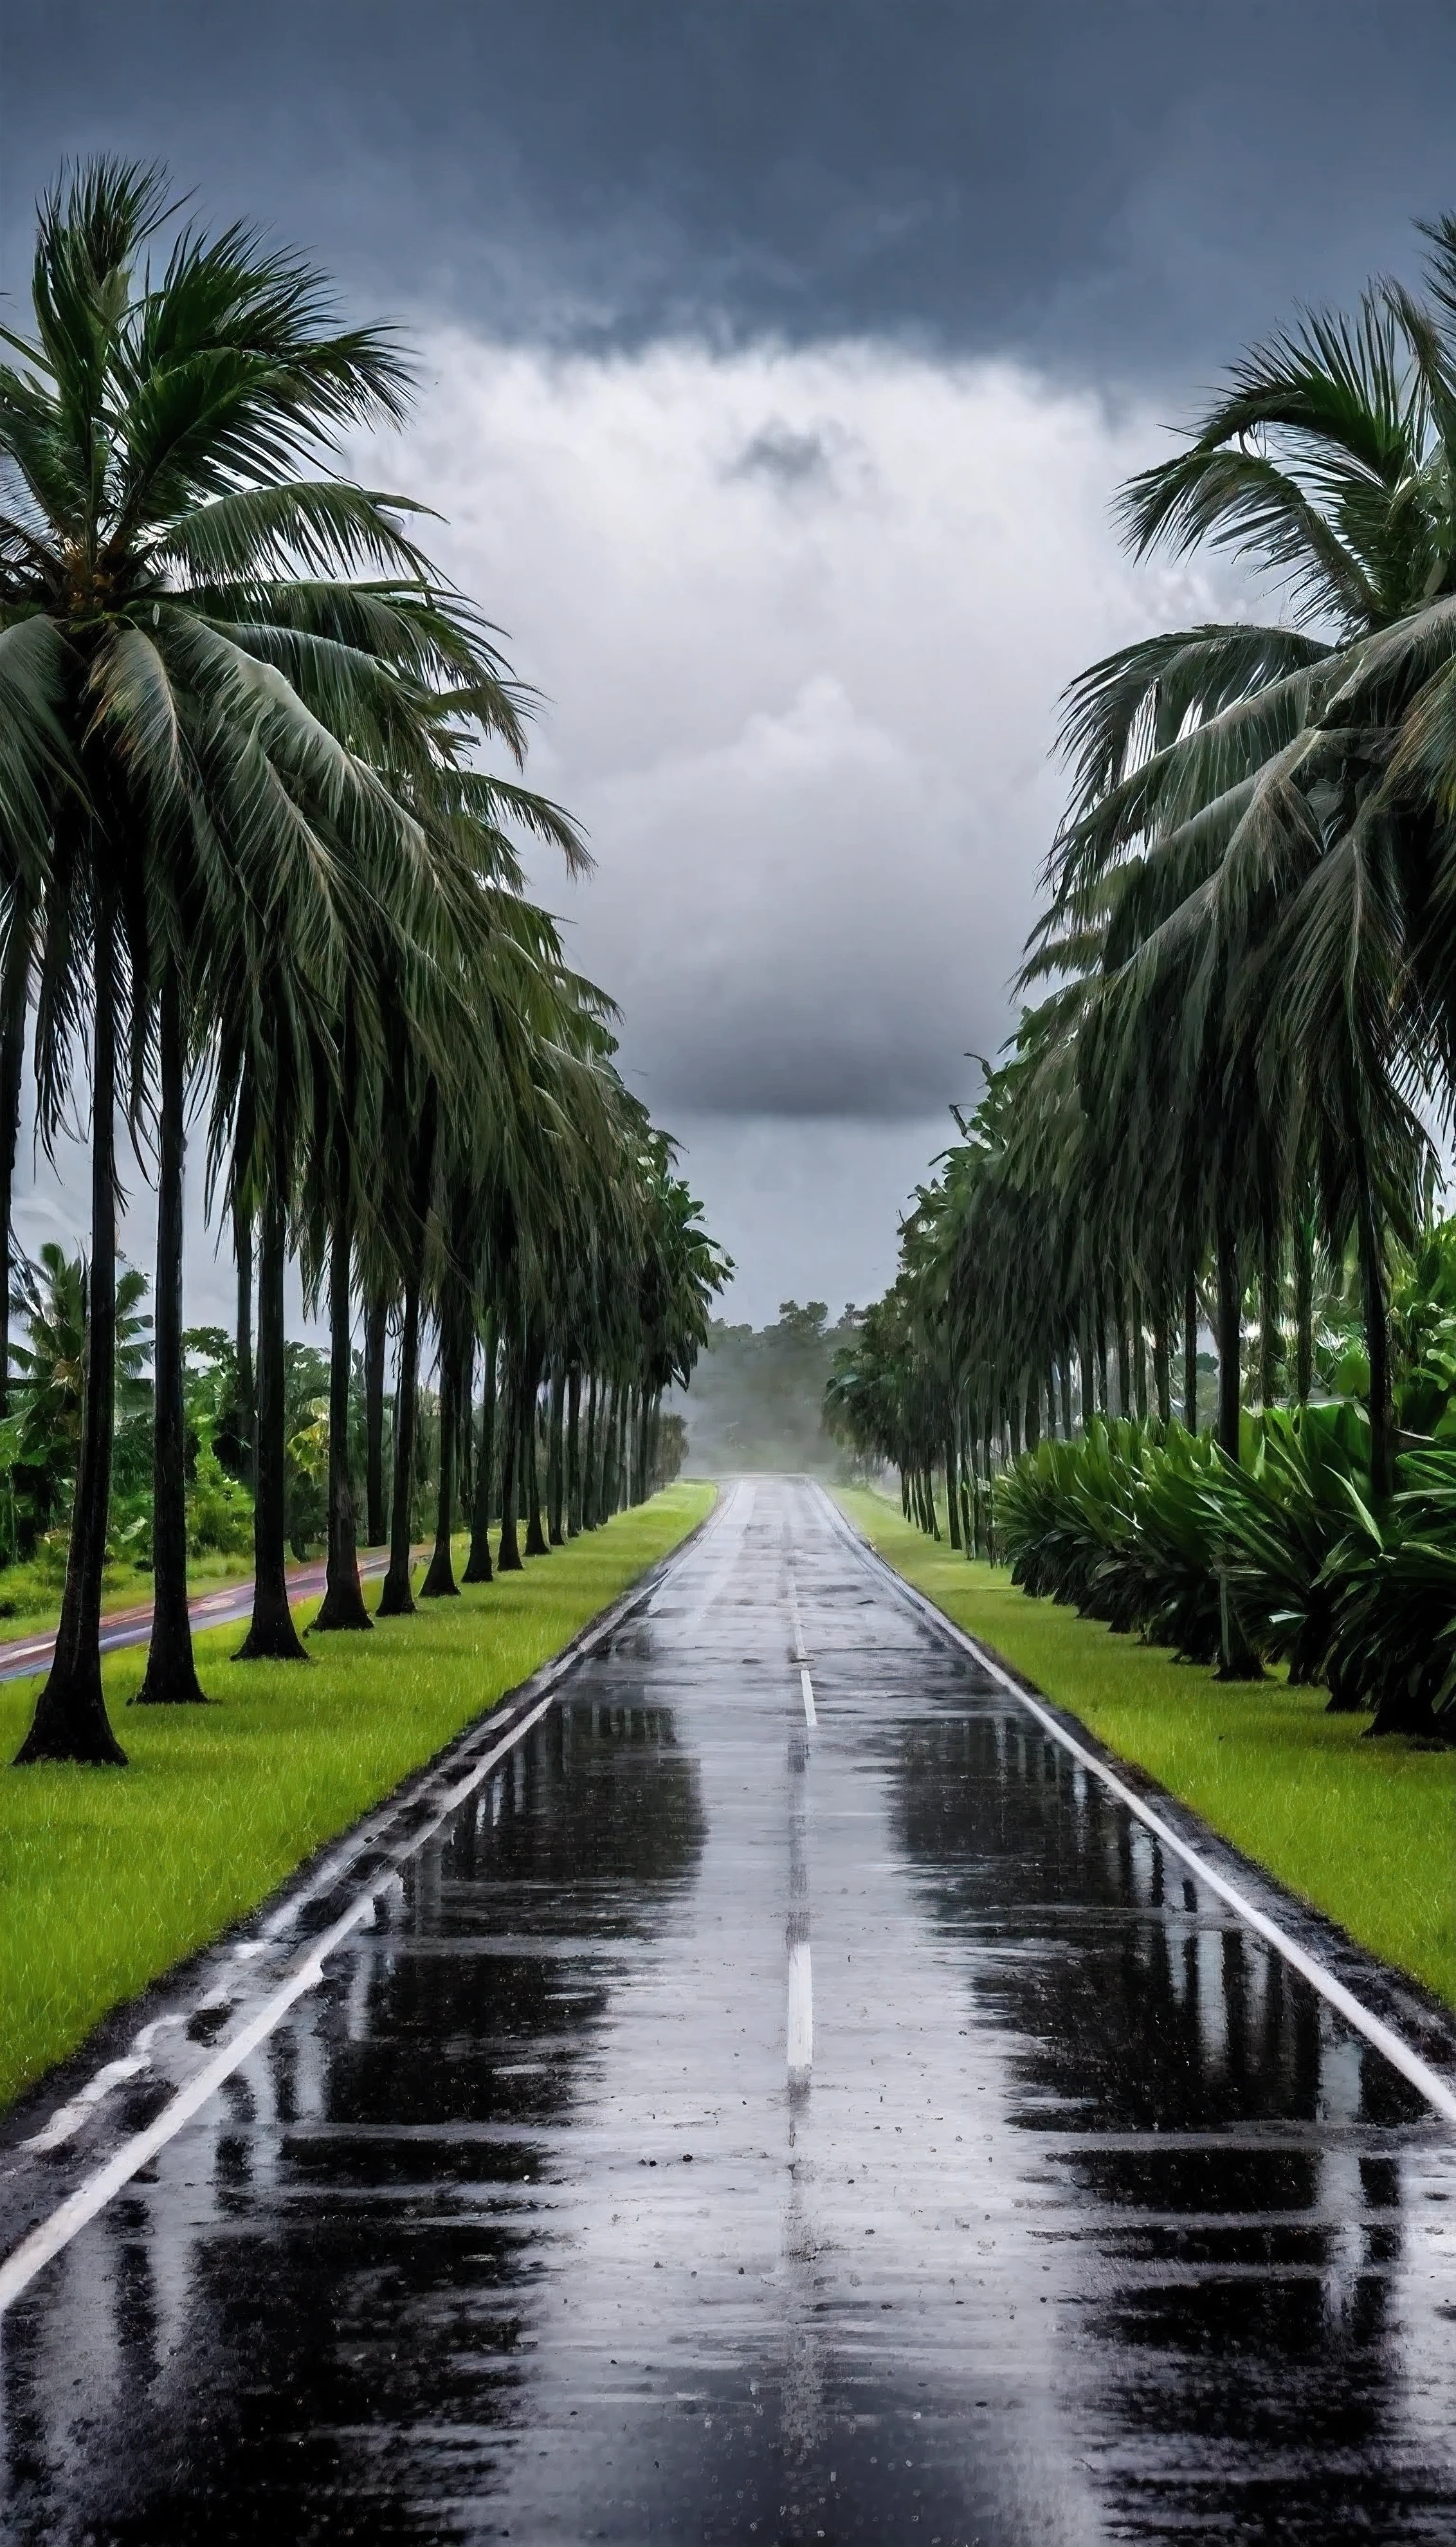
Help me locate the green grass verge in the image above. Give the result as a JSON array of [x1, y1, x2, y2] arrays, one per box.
[[837, 1486, 1456, 2009], [0, 1482, 714, 2110]]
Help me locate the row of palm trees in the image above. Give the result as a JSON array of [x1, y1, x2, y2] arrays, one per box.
[[831, 210, 1456, 1584], [0, 161, 727, 1767]]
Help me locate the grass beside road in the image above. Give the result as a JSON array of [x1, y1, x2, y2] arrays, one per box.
[[837, 1486, 1456, 2009], [0, 1547, 256, 1647], [0, 1482, 714, 2111]]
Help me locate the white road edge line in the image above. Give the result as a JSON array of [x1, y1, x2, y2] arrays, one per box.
[[800, 1667, 817, 1728], [821, 1488, 1456, 2134], [0, 1490, 734, 2314], [787, 1939, 814, 2076], [0, 1681, 564, 2316]]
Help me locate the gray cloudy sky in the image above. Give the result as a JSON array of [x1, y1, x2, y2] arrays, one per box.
[[3, 3, 1452, 1319]]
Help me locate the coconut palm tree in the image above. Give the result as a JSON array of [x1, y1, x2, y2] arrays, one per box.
[[0, 160, 473, 1758]]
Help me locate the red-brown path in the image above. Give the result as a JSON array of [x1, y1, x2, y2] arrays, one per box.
[[0, 1550, 397, 1684]]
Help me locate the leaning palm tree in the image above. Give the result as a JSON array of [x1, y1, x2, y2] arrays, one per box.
[[1042, 246, 1456, 1499], [2, 161, 584, 1755], [0, 162, 439, 1758]]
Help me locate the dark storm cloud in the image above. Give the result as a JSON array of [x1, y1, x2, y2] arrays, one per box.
[[6, 1, 1456, 381]]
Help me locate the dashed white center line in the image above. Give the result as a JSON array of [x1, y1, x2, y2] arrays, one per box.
[[787, 1939, 814, 2077], [799, 1666, 817, 1728]]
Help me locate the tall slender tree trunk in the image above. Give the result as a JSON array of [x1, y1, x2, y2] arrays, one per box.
[[497, 1351, 523, 1571], [1078, 1324, 1094, 1437], [235, 1185, 308, 1661], [0, 884, 31, 1430], [1215, 1221, 1242, 1460], [547, 1363, 566, 1542], [596, 1381, 615, 1524], [945, 1431, 962, 1548], [1095, 1317, 1109, 1420], [363, 1294, 388, 1544], [464, 1314, 498, 1584], [582, 1373, 599, 1528], [612, 1386, 627, 1515], [566, 1365, 583, 1533], [983, 1420, 996, 1564], [1059, 1355, 1072, 1440], [378, 1274, 421, 1614], [1022, 1380, 1039, 1452], [1356, 1156, 1395, 1503], [17, 896, 127, 1762], [522, 1344, 549, 1555], [1294, 1206, 1315, 1405], [134, 967, 206, 1706], [1183, 1270, 1199, 1430], [1152, 1311, 1171, 1429], [421, 1327, 460, 1596], [1115, 1300, 1131, 1421], [378, 1086, 437, 1616], [1133, 1291, 1148, 1421], [1259, 1221, 1280, 1408], [313, 1198, 371, 1631], [233, 1196, 255, 1484]]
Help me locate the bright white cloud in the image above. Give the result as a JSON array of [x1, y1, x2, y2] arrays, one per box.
[[357, 336, 1228, 1315]]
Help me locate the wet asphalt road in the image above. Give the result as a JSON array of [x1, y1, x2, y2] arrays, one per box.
[[3, 1476, 1455, 2545]]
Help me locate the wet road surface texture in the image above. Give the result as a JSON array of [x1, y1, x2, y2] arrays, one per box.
[[3, 1477, 1454, 2545]]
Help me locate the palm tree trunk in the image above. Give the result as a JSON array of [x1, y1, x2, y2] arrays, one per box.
[[17, 896, 127, 1763], [596, 1381, 615, 1523], [134, 965, 206, 1706], [1259, 1222, 1280, 1407], [582, 1373, 599, 1528], [313, 1200, 371, 1631], [1294, 1206, 1315, 1405], [234, 1205, 255, 1479], [1115, 1300, 1131, 1420], [944, 1430, 961, 1548], [363, 1293, 387, 1544], [523, 1347, 549, 1555], [1356, 1157, 1395, 1502], [519, 1355, 549, 1548], [497, 1352, 523, 1571], [378, 1272, 421, 1615], [1152, 1310, 1170, 1429], [420, 1327, 460, 1597], [464, 1314, 497, 1583], [234, 1184, 309, 1661], [1022, 1379, 1039, 1452], [1183, 1270, 1199, 1430], [1059, 1355, 1071, 1440], [566, 1365, 583, 1533], [1078, 1326, 1093, 1436], [547, 1363, 566, 1542], [0, 884, 31, 1428], [1215, 1221, 1242, 1459], [1095, 1318, 1109, 1420], [1133, 1292, 1148, 1421]]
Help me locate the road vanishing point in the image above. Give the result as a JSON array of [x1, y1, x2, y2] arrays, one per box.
[[1, 1477, 1454, 2544]]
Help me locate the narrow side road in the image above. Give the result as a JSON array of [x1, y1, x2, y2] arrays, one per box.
[[2, 1476, 1453, 2546], [0, 1549, 402, 1685]]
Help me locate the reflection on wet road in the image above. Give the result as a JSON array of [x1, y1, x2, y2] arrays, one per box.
[[3, 1477, 1455, 2544]]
